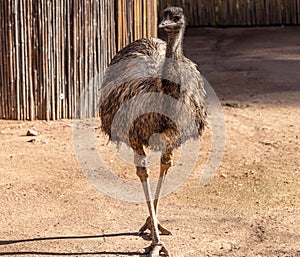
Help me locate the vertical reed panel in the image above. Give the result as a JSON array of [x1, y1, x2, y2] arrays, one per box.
[[8, 0, 14, 119], [0, 1, 153, 120], [158, 0, 300, 26], [297, 0, 300, 23], [20, 0, 26, 119], [0, 2, 4, 118], [0, 0, 299, 120], [116, 0, 157, 51], [13, 1, 21, 119]]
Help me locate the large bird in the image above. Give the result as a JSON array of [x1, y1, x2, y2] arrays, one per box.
[[99, 6, 207, 257]]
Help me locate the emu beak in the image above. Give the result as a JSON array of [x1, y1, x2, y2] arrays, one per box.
[[159, 19, 174, 29]]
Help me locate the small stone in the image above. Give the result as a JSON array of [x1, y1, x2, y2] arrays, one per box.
[[220, 174, 228, 179], [225, 102, 239, 108], [26, 129, 38, 136], [220, 243, 232, 250]]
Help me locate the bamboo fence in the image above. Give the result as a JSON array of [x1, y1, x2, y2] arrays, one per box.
[[0, 0, 299, 120], [159, 0, 300, 26], [0, 0, 157, 120], [116, 0, 158, 50]]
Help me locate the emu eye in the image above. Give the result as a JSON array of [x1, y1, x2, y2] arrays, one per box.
[[173, 15, 180, 22]]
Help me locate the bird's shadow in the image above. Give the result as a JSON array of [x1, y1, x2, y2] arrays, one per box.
[[0, 232, 152, 256]]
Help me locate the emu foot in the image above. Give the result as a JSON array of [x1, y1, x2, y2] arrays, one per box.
[[138, 242, 171, 257], [138, 217, 172, 236]]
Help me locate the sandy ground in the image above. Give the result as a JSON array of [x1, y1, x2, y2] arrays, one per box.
[[1, 27, 300, 257]]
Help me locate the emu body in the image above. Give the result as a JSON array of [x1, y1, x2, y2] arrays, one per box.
[[99, 6, 207, 256]]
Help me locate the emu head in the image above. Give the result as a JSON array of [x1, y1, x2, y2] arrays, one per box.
[[159, 6, 186, 33]]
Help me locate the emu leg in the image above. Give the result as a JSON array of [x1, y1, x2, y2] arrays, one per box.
[[139, 152, 174, 236], [136, 166, 170, 257], [135, 151, 170, 257]]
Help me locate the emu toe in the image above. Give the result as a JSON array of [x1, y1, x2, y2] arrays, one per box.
[[138, 217, 172, 236], [138, 242, 171, 257]]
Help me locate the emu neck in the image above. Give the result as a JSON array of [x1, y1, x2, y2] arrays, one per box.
[[165, 29, 184, 60], [160, 28, 185, 95]]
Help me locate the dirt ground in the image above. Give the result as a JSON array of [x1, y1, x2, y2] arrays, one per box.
[[1, 27, 300, 257]]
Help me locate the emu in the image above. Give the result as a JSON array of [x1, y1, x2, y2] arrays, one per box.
[[99, 6, 207, 257]]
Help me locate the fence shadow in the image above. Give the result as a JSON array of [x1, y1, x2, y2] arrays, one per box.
[[0, 232, 149, 256]]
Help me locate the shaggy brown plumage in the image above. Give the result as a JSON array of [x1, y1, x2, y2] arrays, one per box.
[[99, 30, 206, 152]]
